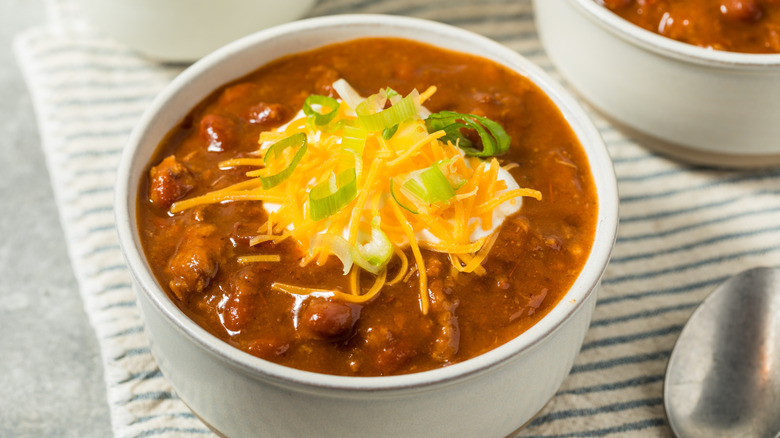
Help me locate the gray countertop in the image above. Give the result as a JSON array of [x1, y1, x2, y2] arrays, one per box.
[[0, 0, 113, 436]]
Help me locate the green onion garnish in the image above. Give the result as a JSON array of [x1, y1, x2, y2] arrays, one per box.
[[260, 133, 307, 189], [357, 90, 420, 132], [340, 125, 367, 175], [382, 124, 399, 140], [402, 164, 456, 205], [310, 233, 353, 275], [383, 87, 400, 100], [303, 95, 340, 126], [389, 179, 419, 214], [436, 158, 468, 189], [355, 219, 393, 273], [425, 111, 510, 157], [309, 226, 393, 275], [309, 168, 358, 221]]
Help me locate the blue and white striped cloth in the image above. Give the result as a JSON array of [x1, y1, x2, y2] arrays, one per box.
[[14, 0, 780, 436]]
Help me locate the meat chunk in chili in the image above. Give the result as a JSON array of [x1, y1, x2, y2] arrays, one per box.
[[248, 336, 290, 359], [366, 326, 419, 375], [148, 155, 195, 209], [220, 267, 265, 332], [428, 279, 460, 362], [308, 65, 340, 97], [168, 223, 222, 301]]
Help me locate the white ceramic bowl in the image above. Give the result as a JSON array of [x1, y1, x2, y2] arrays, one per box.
[[534, 0, 780, 167], [77, 0, 316, 62], [115, 14, 618, 438]]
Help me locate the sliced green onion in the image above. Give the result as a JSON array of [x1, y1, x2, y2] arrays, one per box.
[[342, 125, 367, 153], [354, 220, 393, 273], [382, 124, 399, 140], [332, 79, 364, 110], [383, 88, 401, 105], [355, 92, 386, 116], [319, 119, 348, 133], [402, 164, 456, 205], [357, 90, 420, 132], [389, 178, 419, 214], [310, 233, 353, 275], [309, 168, 358, 221], [435, 158, 468, 189], [331, 79, 363, 110], [260, 133, 307, 189], [425, 111, 510, 157], [384, 88, 400, 99], [340, 125, 367, 175], [303, 95, 340, 126], [309, 230, 391, 275]]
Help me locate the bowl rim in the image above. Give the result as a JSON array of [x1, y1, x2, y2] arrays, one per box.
[[569, 0, 780, 69], [115, 13, 619, 393]]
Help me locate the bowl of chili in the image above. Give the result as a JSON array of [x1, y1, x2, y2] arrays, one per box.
[[116, 14, 618, 438], [535, 0, 780, 167]]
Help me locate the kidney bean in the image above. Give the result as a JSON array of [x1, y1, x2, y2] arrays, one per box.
[[719, 0, 763, 22], [199, 114, 237, 152], [301, 299, 355, 340], [244, 102, 288, 127]]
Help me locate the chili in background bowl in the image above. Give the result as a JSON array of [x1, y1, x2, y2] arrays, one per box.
[[115, 14, 618, 438], [534, 0, 780, 168]]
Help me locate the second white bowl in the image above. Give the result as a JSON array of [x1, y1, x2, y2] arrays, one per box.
[[535, 0, 780, 167]]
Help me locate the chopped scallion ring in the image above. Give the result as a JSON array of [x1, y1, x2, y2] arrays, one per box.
[[389, 179, 419, 214], [382, 124, 399, 140], [309, 168, 358, 221], [357, 90, 420, 132], [340, 125, 367, 175], [435, 158, 468, 189], [260, 133, 307, 189], [303, 95, 340, 126], [384, 87, 400, 99], [402, 164, 456, 205], [425, 111, 510, 157], [355, 222, 394, 273], [310, 233, 354, 275]]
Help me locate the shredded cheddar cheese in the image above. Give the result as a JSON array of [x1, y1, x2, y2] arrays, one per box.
[[237, 254, 282, 264]]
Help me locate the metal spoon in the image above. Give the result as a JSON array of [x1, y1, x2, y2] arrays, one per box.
[[664, 267, 780, 438]]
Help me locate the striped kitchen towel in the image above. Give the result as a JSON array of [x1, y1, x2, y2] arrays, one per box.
[[14, 0, 780, 437]]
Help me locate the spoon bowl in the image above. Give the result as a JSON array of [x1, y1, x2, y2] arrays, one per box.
[[664, 267, 780, 438]]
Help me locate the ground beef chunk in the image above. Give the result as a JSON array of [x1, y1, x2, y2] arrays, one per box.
[[221, 267, 265, 332], [168, 223, 221, 301], [148, 155, 195, 209], [428, 279, 460, 362]]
